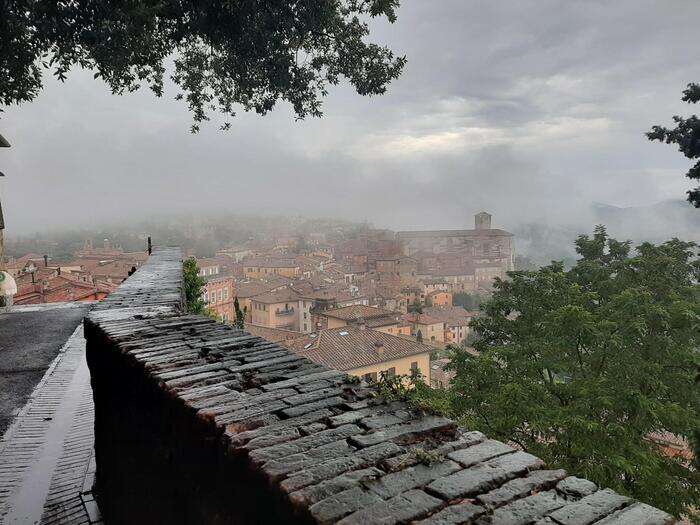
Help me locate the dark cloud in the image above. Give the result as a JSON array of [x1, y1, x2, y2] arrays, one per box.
[[1, 0, 699, 237]]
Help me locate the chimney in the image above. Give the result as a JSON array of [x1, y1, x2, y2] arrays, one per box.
[[43, 254, 48, 267], [57, 266, 61, 276]]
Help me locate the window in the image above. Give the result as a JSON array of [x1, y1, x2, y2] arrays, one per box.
[[222, 314, 228, 322], [223, 288, 228, 301], [363, 372, 378, 383], [411, 362, 418, 371], [387, 367, 396, 378], [218, 290, 223, 302]]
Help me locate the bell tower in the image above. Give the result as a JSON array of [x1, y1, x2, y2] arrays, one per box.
[[474, 211, 492, 230]]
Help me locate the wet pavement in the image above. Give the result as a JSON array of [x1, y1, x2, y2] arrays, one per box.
[[0, 303, 89, 435], [0, 323, 101, 524]]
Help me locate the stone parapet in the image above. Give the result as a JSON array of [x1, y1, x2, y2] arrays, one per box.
[[85, 248, 676, 524]]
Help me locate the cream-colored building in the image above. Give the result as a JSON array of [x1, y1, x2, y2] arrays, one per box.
[[242, 257, 300, 279], [249, 288, 302, 331], [404, 312, 446, 343], [284, 326, 431, 385]]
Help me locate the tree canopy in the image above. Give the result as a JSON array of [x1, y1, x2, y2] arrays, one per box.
[[0, 0, 405, 131], [427, 227, 699, 519], [648, 83, 700, 207], [183, 257, 206, 314]]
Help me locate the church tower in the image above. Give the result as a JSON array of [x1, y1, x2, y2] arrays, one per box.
[[474, 211, 492, 230]]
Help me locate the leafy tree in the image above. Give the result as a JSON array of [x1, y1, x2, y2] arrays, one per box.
[[648, 83, 700, 207], [183, 257, 206, 314], [408, 299, 423, 314], [0, 0, 405, 131], [453, 292, 484, 311], [234, 296, 246, 330], [440, 227, 699, 518]]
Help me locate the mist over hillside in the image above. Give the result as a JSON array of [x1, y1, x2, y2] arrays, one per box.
[[513, 199, 699, 267]]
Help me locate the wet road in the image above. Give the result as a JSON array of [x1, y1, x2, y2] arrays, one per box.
[[0, 309, 101, 524], [0, 304, 89, 435]]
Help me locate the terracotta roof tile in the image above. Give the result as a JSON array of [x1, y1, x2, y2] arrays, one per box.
[[283, 327, 431, 371]]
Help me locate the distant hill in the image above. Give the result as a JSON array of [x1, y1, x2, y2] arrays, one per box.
[[590, 200, 699, 243], [513, 200, 698, 268]]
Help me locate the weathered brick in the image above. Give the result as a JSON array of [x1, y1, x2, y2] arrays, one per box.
[[482, 490, 565, 525], [556, 476, 598, 498], [280, 441, 403, 493], [299, 422, 327, 435], [427, 464, 509, 500], [213, 399, 288, 425], [427, 452, 543, 500], [261, 370, 347, 391], [327, 401, 405, 428], [382, 430, 485, 472], [199, 388, 296, 417], [447, 439, 515, 467], [295, 380, 332, 393], [309, 486, 383, 524], [364, 459, 461, 499], [226, 408, 334, 447], [282, 387, 343, 406], [164, 370, 230, 389], [593, 502, 675, 525], [360, 410, 411, 430], [338, 489, 444, 525], [547, 488, 632, 525], [289, 467, 384, 506], [249, 424, 361, 463], [280, 397, 346, 418], [415, 502, 486, 524], [225, 354, 304, 373], [242, 427, 300, 451], [477, 469, 566, 508], [349, 416, 456, 447], [261, 439, 354, 479]]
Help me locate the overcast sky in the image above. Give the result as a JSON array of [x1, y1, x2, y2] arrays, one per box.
[[1, 0, 699, 235]]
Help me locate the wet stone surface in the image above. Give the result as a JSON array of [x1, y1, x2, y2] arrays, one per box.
[[83, 248, 678, 524]]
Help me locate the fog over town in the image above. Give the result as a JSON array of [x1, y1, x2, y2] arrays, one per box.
[[1, 2, 699, 523], [2, 0, 699, 257]]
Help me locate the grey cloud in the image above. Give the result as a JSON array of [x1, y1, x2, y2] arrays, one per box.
[[1, 0, 699, 245]]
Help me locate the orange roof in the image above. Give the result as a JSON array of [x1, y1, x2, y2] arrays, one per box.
[[283, 327, 431, 371]]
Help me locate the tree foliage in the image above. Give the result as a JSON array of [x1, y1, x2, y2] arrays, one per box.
[[183, 257, 206, 314], [437, 227, 699, 518], [648, 83, 700, 207], [0, 0, 405, 131], [234, 295, 245, 330], [453, 292, 484, 311], [409, 299, 423, 314]]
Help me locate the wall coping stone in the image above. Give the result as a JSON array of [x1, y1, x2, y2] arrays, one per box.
[[85, 248, 677, 524]]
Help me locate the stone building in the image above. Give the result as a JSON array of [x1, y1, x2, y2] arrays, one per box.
[[396, 212, 514, 288]]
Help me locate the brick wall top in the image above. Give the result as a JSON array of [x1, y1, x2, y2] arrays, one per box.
[[86, 248, 676, 525]]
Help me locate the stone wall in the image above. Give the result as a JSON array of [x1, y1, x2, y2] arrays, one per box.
[[85, 248, 676, 524]]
